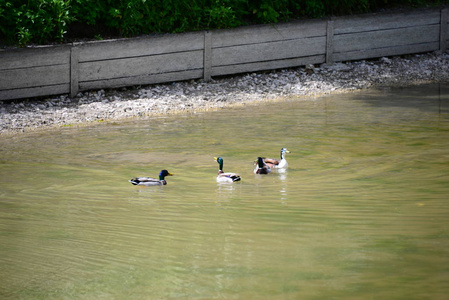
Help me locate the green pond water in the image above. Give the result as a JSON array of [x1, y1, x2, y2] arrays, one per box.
[[1, 84, 448, 299]]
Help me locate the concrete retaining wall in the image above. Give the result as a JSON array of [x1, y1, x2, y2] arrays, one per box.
[[1, 7, 447, 101]]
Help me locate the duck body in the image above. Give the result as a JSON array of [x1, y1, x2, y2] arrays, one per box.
[[217, 170, 242, 183], [215, 157, 241, 183], [264, 148, 291, 169], [254, 157, 271, 174], [129, 170, 173, 186]]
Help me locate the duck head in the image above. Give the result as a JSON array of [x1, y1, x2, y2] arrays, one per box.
[[257, 157, 266, 168], [214, 157, 224, 171], [281, 147, 291, 154], [159, 170, 174, 180], [280, 148, 291, 158]]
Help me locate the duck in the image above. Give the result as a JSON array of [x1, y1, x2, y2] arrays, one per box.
[[254, 157, 271, 174], [263, 147, 291, 169], [214, 157, 241, 183], [129, 170, 173, 186]]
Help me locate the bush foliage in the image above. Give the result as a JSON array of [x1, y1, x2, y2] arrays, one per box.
[[1, 0, 447, 46]]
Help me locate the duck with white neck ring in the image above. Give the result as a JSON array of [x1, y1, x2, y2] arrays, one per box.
[[129, 170, 174, 186], [214, 157, 241, 183]]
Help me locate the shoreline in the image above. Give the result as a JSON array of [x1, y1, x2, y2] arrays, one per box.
[[1, 51, 448, 135]]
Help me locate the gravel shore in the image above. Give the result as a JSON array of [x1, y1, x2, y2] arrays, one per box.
[[1, 51, 448, 135]]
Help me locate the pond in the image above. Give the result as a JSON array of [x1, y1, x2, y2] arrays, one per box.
[[1, 84, 448, 299]]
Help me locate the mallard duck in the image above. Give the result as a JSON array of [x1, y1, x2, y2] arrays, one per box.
[[214, 157, 241, 183], [254, 157, 271, 174], [263, 147, 291, 169], [129, 170, 173, 186]]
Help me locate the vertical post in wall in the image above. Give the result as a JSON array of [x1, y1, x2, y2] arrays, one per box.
[[326, 20, 334, 64], [440, 9, 448, 52], [203, 31, 212, 82], [70, 46, 80, 98]]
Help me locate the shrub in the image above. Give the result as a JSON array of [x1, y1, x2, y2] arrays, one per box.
[[1, 0, 447, 47], [0, 0, 72, 46]]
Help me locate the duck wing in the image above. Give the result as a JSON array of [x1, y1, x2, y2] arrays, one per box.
[[263, 158, 279, 168]]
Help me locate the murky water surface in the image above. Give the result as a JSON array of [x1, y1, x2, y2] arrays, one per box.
[[1, 85, 448, 299]]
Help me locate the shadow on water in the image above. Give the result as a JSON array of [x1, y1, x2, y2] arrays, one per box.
[[1, 84, 449, 299], [359, 84, 449, 113]]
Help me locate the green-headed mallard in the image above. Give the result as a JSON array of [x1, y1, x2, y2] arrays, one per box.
[[214, 157, 241, 183], [129, 170, 173, 186], [254, 156, 271, 174], [263, 147, 291, 169]]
